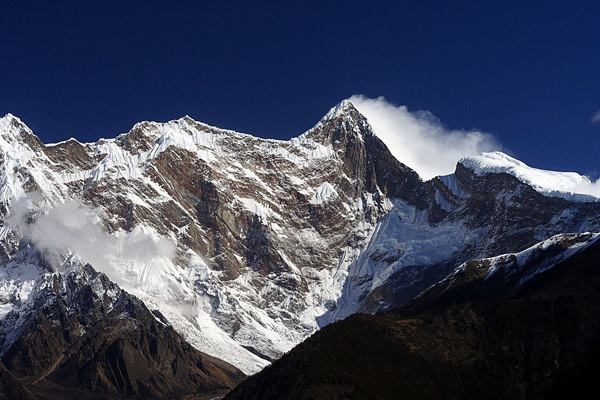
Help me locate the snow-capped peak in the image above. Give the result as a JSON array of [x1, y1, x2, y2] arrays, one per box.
[[0, 113, 32, 140], [0, 113, 23, 124], [320, 99, 357, 123], [1, 113, 16, 121], [459, 151, 599, 202]]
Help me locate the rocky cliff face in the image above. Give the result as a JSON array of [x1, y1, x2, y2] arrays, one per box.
[[0, 246, 243, 399], [225, 236, 600, 400], [1, 102, 430, 373], [1, 100, 599, 381], [352, 160, 600, 317]]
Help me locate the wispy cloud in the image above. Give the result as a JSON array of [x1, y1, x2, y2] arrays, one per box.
[[349, 95, 502, 180], [7, 194, 175, 280], [592, 110, 600, 125]]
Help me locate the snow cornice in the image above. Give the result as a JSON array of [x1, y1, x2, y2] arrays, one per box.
[[459, 151, 600, 202]]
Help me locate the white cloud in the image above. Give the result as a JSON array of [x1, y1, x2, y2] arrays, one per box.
[[348, 97, 600, 198], [7, 194, 175, 279], [349, 95, 502, 180]]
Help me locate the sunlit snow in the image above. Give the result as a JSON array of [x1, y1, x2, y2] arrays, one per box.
[[461, 151, 600, 202]]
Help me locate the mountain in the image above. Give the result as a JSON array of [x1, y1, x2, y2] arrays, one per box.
[[0, 362, 36, 400], [224, 234, 600, 400], [1, 102, 432, 374], [352, 153, 600, 318], [0, 251, 243, 399], [2, 100, 600, 396]]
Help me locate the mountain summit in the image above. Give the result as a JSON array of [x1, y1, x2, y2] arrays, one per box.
[[1, 102, 600, 398]]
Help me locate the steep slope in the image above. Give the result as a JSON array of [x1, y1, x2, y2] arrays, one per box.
[[0, 247, 243, 399], [355, 159, 600, 316], [0, 362, 37, 400], [225, 236, 600, 400], [2, 100, 600, 377], [412, 232, 599, 309], [0, 102, 433, 373]]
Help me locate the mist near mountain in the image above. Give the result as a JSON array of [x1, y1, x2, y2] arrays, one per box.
[[2, 100, 600, 398], [350, 95, 502, 180], [6, 193, 175, 281]]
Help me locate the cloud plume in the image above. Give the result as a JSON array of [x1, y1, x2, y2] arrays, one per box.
[[349, 95, 502, 180], [348, 96, 600, 198]]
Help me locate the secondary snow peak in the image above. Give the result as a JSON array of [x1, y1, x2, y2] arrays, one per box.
[[459, 151, 600, 202], [0, 113, 38, 144], [3, 103, 600, 382]]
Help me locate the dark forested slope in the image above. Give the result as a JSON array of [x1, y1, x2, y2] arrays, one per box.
[[226, 240, 600, 400]]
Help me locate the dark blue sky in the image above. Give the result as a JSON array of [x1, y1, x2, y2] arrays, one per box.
[[2, 1, 599, 176]]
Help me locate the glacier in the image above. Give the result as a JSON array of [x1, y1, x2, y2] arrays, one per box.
[[2, 101, 600, 377]]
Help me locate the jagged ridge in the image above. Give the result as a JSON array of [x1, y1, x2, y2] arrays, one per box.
[[0, 250, 243, 399], [2, 100, 600, 381], [225, 235, 600, 400]]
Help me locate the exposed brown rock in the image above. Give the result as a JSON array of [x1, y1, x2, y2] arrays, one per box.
[[225, 238, 600, 400], [1, 265, 244, 400]]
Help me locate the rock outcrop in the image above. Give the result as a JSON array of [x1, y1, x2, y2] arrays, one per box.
[[1, 100, 599, 379], [225, 236, 600, 400], [0, 258, 243, 399]]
